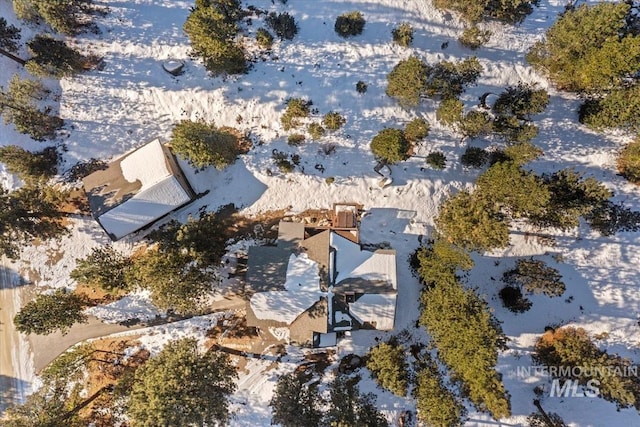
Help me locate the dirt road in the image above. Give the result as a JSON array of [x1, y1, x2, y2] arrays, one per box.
[[0, 259, 33, 415]]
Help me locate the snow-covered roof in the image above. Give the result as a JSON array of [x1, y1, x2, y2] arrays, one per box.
[[84, 139, 194, 240], [249, 253, 322, 325], [98, 176, 191, 239], [349, 294, 397, 331], [330, 233, 397, 290]]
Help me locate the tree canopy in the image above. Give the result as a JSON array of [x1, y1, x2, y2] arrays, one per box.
[[0, 186, 67, 258], [128, 338, 237, 426], [366, 341, 409, 396], [0, 17, 21, 52], [269, 371, 323, 427], [433, 0, 537, 24], [0, 76, 64, 141], [0, 145, 58, 184], [527, 2, 640, 93], [419, 273, 510, 419], [25, 35, 89, 78], [414, 354, 467, 427], [13, 0, 96, 35], [14, 289, 87, 335], [325, 375, 388, 427], [71, 246, 132, 293], [125, 249, 213, 314], [436, 189, 509, 252], [170, 120, 242, 170], [370, 128, 410, 164], [183, 0, 247, 75]]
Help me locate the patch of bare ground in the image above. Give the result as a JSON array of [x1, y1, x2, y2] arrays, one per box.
[[205, 312, 272, 354], [296, 350, 337, 376], [216, 204, 288, 242], [74, 282, 125, 306], [79, 336, 148, 426]]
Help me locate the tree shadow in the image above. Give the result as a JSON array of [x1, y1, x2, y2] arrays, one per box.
[[0, 374, 30, 415]]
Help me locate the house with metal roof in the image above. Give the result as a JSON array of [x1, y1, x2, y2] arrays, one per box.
[[82, 138, 196, 240]]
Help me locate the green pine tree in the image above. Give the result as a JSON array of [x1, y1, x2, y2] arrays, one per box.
[[128, 338, 237, 426], [414, 354, 467, 427], [170, 120, 242, 170], [71, 246, 132, 293], [370, 128, 410, 164], [14, 289, 87, 335], [269, 371, 323, 427], [366, 341, 409, 396]]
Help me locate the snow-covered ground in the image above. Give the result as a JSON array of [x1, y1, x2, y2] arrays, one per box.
[[2, 0, 640, 425]]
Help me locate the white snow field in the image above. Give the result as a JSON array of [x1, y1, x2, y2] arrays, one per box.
[[1, 0, 640, 426]]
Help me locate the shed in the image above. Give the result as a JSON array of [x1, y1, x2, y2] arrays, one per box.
[[83, 139, 195, 240]]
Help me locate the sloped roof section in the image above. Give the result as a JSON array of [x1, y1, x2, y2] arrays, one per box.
[[331, 234, 397, 290], [249, 253, 322, 325], [83, 139, 195, 240], [349, 293, 397, 330]]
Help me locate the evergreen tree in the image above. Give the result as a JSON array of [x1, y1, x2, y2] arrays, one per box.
[[436, 190, 509, 252], [458, 25, 491, 49], [493, 116, 539, 144], [256, 27, 274, 49], [269, 371, 323, 427], [0, 185, 67, 258], [426, 151, 446, 170], [370, 128, 410, 164], [128, 338, 237, 426], [501, 142, 542, 166], [14, 289, 87, 335], [534, 327, 640, 409], [170, 120, 241, 170], [366, 341, 408, 396], [476, 161, 550, 218], [0, 76, 63, 141], [307, 122, 325, 140], [460, 110, 493, 139], [70, 246, 132, 293], [281, 97, 311, 130], [503, 259, 565, 297], [386, 55, 428, 107], [618, 140, 640, 185], [0, 145, 58, 184], [579, 86, 640, 132], [0, 17, 21, 52], [322, 111, 346, 131], [460, 146, 489, 168], [334, 11, 365, 37], [527, 2, 640, 92], [425, 57, 483, 100], [25, 35, 89, 78], [436, 97, 464, 126], [404, 118, 430, 142], [266, 12, 299, 40], [325, 375, 388, 427], [3, 343, 99, 426], [392, 23, 413, 47], [419, 278, 510, 419], [13, 0, 95, 35], [126, 249, 213, 314], [149, 208, 233, 267], [414, 355, 467, 427], [2, 376, 83, 427], [414, 238, 474, 288], [532, 169, 611, 230], [492, 83, 549, 121], [183, 0, 247, 75]]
